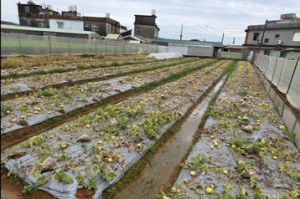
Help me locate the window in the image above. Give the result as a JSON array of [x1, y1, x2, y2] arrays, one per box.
[[263, 50, 270, 55], [275, 34, 280, 38], [57, 22, 64, 29], [25, 6, 30, 13], [280, 51, 287, 58], [253, 32, 259, 41], [293, 32, 300, 41], [264, 38, 269, 43], [92, 24, 97, 31]]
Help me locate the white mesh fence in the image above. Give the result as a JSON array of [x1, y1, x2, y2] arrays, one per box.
[[262, 55, 269, 74], [277, 59, 297, 94], [1, 32, 158, 56], [254, 53, 300, 111], [266, 57, 277, 81], [287, 61, 300, 111], [272, 58, 285, 86]]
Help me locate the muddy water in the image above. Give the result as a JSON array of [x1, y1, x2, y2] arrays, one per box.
[[114, 76, 227, 199]]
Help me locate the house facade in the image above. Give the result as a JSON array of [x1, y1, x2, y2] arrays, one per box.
[[134, 12, 159, 39], [17, 1, 127, 37], [17, 1, 59, 27], [243, 13, 300, 59]]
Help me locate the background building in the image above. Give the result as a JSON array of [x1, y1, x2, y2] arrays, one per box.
[[134, 10, 159, 39], [1, 24, 100, 39], [243, 13, 300, 58], [83, 15, 126, 36], [17, 1, 127, 37], [17, 1, 59, 27]]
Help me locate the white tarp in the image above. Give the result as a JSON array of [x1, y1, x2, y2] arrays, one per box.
[[287, 61, 300, 111], [147, 53, 183, 60]]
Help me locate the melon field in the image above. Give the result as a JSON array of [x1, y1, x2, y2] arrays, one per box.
[[1, 55, 299, 199]]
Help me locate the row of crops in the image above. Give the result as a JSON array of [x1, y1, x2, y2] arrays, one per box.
[[164, 61, 299, 199], [1, 58, 190, 96], [1, 57, 151, 77], [1, 58, 215, 136], [1, 56, 231, 197], [1, 57, 298, 199]]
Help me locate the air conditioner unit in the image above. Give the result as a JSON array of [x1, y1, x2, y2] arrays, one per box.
[[257, 40, 262, 44], [276, 40, 282, 45]]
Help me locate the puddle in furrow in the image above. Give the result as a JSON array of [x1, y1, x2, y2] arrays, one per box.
[[113, 76, 227, 199]]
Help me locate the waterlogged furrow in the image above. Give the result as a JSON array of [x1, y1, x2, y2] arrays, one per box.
[[1, 59, 214, 134], [2, 60, 232, 198], [166, 61, 299, 199], [1, 58, 190, 95]]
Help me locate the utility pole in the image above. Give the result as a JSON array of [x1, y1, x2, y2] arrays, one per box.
[[259, 19, 268, 53], [221, 33, 224, 44], [179, 25, 183, 40], [233, 37, 235, 44]]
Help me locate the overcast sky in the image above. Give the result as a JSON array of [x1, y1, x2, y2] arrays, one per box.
[[2, 0, 300, 44]]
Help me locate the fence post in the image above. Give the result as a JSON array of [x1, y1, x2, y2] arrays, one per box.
[[48, 36, 52, 55], [123, 44, 125, 54], [17, 33, 22, 55], [286, 57, 299, 94]]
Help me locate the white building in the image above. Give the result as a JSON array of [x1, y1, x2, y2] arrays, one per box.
[[49, 19, 83, 31]]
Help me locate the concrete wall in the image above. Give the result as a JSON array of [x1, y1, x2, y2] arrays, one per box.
[[158, 44, 214, 57], [218, 51, 243, 59], [188, 46, 214, 57], [49, 19, 84, 31], [246, 29, 300, 47]]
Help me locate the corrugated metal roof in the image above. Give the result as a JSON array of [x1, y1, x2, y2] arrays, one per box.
[[129, 40, 141, 44], [105, 34, 120, 40], [150, 38, 223, 47], [122, 35, 142, 41], [1, 24, 96, 35]]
